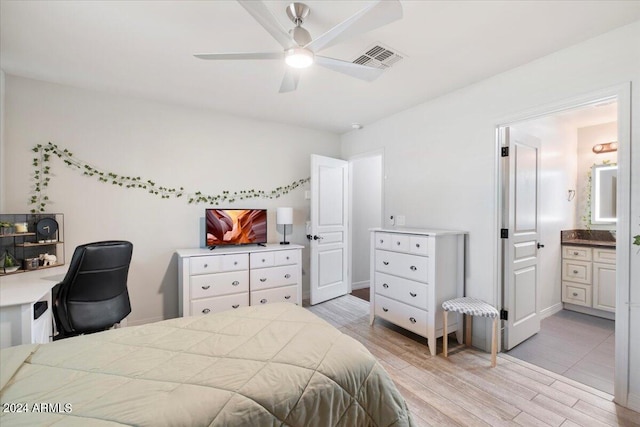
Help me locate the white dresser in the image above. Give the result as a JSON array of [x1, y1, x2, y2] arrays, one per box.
[[562, 245, 616, 318], [177, 244, 303, 317], [369, 228, 466, 356]]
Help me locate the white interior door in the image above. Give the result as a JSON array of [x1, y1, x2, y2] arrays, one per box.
[[503, 127, 541, 350], [309, 154, 349, 305]]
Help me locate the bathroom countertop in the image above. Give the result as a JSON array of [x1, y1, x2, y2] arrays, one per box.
[[561, 239, 616, 249]]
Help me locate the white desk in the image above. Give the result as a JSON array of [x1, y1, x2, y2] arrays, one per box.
[[0, 266, 66, 348]]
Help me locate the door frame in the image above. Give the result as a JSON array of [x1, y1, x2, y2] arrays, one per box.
[[494, 83, 631, 405]]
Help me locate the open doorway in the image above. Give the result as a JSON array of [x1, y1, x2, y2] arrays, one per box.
[[348, 151, 383, 302], [499, 99, 619, 394]]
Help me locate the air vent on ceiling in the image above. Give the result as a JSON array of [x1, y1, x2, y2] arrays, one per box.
[[352, 43, 405, 69]]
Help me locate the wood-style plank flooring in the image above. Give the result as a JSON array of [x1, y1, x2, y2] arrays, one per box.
[[305, 295, 640, 427]]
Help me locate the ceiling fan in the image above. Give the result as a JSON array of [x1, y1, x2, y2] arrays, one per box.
[[194, 0, 403, 93]]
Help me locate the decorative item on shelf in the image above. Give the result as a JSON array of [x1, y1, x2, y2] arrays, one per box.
[[39, 253, 57, 267], [24, 257, 40, 270], [36, 217, 58, 242], [1, 250, 20, 273], [276, 207, 293, 245], [14, 222, 28, 233], [0, 221, 14, 235]]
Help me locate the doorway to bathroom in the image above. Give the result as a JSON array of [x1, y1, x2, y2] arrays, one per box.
[[497, 90, 629, 397]]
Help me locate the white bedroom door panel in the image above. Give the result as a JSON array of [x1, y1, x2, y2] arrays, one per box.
[[503, 127, 542, 350], [309, 154, 349, 305]]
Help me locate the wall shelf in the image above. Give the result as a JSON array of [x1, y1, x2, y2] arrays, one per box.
[[0, 213, 65, 276]]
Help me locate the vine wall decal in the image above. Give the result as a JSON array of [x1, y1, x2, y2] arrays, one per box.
[[30, 142, 310, 213]]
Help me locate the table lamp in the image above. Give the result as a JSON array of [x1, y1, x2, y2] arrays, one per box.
[[276, 207, 293, 245]]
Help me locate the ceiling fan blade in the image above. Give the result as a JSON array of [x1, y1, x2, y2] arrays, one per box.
[[305, 0, 402, 53], [194, 52, 284, 60], [279, 68, 301, 93], [315, 56, 384, 82], [237, 0, 297, 50]]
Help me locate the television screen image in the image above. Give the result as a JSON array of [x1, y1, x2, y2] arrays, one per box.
[[206, 209, 267, 247]]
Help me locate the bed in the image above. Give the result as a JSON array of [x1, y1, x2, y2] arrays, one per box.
[[0, 303, 413, 426]]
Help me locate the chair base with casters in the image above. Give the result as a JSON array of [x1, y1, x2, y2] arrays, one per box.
[[442, 297, 499, 367]]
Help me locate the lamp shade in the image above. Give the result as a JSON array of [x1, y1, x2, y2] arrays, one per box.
[[276, 207, 293, 225]]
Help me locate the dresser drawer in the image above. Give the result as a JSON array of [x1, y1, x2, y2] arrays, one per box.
[[375, 233, 392, 250], [191, 293, 249, 315], [250, 264, 298, 290], [562, 282, 592, 307], [562, 260, 592, 284], [251, 284, 298, 306], [563, 246, 592, 261], [593, 248, 615, 264], [191, 254, 248, 275], [374, 272, 428, 310], [390, 234, 410, 252], [274, 249, 298, 266], [375, 250, 428, 283], [409, 236, 429, 256], [190, 271, 249, 299], [374, 295, 427, 336], [250, 252, 275, 268]]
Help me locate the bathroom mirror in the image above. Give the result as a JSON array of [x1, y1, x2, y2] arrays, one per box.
[[591, 164, 617, 224]]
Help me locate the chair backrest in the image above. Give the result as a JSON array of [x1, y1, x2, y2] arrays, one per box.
[[54, 241, 133, 335]]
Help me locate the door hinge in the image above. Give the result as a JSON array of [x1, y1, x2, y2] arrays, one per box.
[[500, 309, 508, 321], [501, 146, 509, 157], [500, 228, 509, 239]]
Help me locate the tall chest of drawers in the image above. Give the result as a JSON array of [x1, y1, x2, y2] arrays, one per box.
[[369, 228, 466, 356], [177, 244, 303, 317]]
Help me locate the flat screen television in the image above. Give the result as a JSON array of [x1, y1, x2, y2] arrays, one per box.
[[205, 209, 267, 248]]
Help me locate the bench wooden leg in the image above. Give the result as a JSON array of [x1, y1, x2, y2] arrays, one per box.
[[491, 317, 498, 368], [443, 310, 448, 358], [465, 314, 472, 347]]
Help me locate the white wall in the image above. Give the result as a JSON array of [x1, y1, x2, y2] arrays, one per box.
[[2, 75, 341, 324], [576, 121, 618, 229], [349, 152, 382, 288], [341, 21, 640, 408]]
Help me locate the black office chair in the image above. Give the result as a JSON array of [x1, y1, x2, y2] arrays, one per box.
[[53, 241, 133, 339]]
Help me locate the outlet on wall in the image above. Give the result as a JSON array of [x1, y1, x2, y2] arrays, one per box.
[[396, 215, 406, 226]]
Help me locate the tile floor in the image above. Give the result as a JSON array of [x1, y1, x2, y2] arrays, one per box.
[[506, 309, 615, 394]]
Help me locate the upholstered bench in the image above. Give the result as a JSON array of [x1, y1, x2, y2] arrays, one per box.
[[442, 297, 499, 367]]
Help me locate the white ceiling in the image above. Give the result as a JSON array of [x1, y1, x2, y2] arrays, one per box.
[[1, 1, 639, 134]]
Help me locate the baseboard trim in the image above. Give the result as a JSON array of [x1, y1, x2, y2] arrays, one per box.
[[627, 393, 640, 412], [351, 280, 370, 291], [539, 302, 563, 320], [563, 303, 615, 320]]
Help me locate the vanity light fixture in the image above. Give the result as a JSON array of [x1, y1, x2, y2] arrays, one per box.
[[592, 141, 618, 154]]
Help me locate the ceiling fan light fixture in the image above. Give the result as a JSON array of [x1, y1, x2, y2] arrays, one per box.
[[285, 48, 314, 68]]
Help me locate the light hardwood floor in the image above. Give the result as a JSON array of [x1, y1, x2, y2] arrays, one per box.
[[305, 295, 640, 427]]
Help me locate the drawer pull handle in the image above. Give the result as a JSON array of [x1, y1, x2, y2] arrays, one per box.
[[284, 274, 291, 279], [260, 298, 267, 304], [573, 251, 579, 255], [415, 243, 420, 248], [396, 241, 401, 246], [286, 256, 290, 260], [382, 283, 389, 289], [410, 266, 417, 271], [202, 285, 211, 290], [410, 292, 417, 297], [262, 258, 266, 262], [232, 304, 239, 309], [383, 261, 389, 265], [382, 307, 389, 312], [380, 239, 384, 244], [234, 261, 238, 265], [260, 278, 267, 282], [573, 270, 578, 274], [232, 281, 239, 286], [572, 292, 578, 297], [284, 295, 291, 300], [202, 308, 211, 314], [203, 264, 208, 268], [409, 317, 417, 324]]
